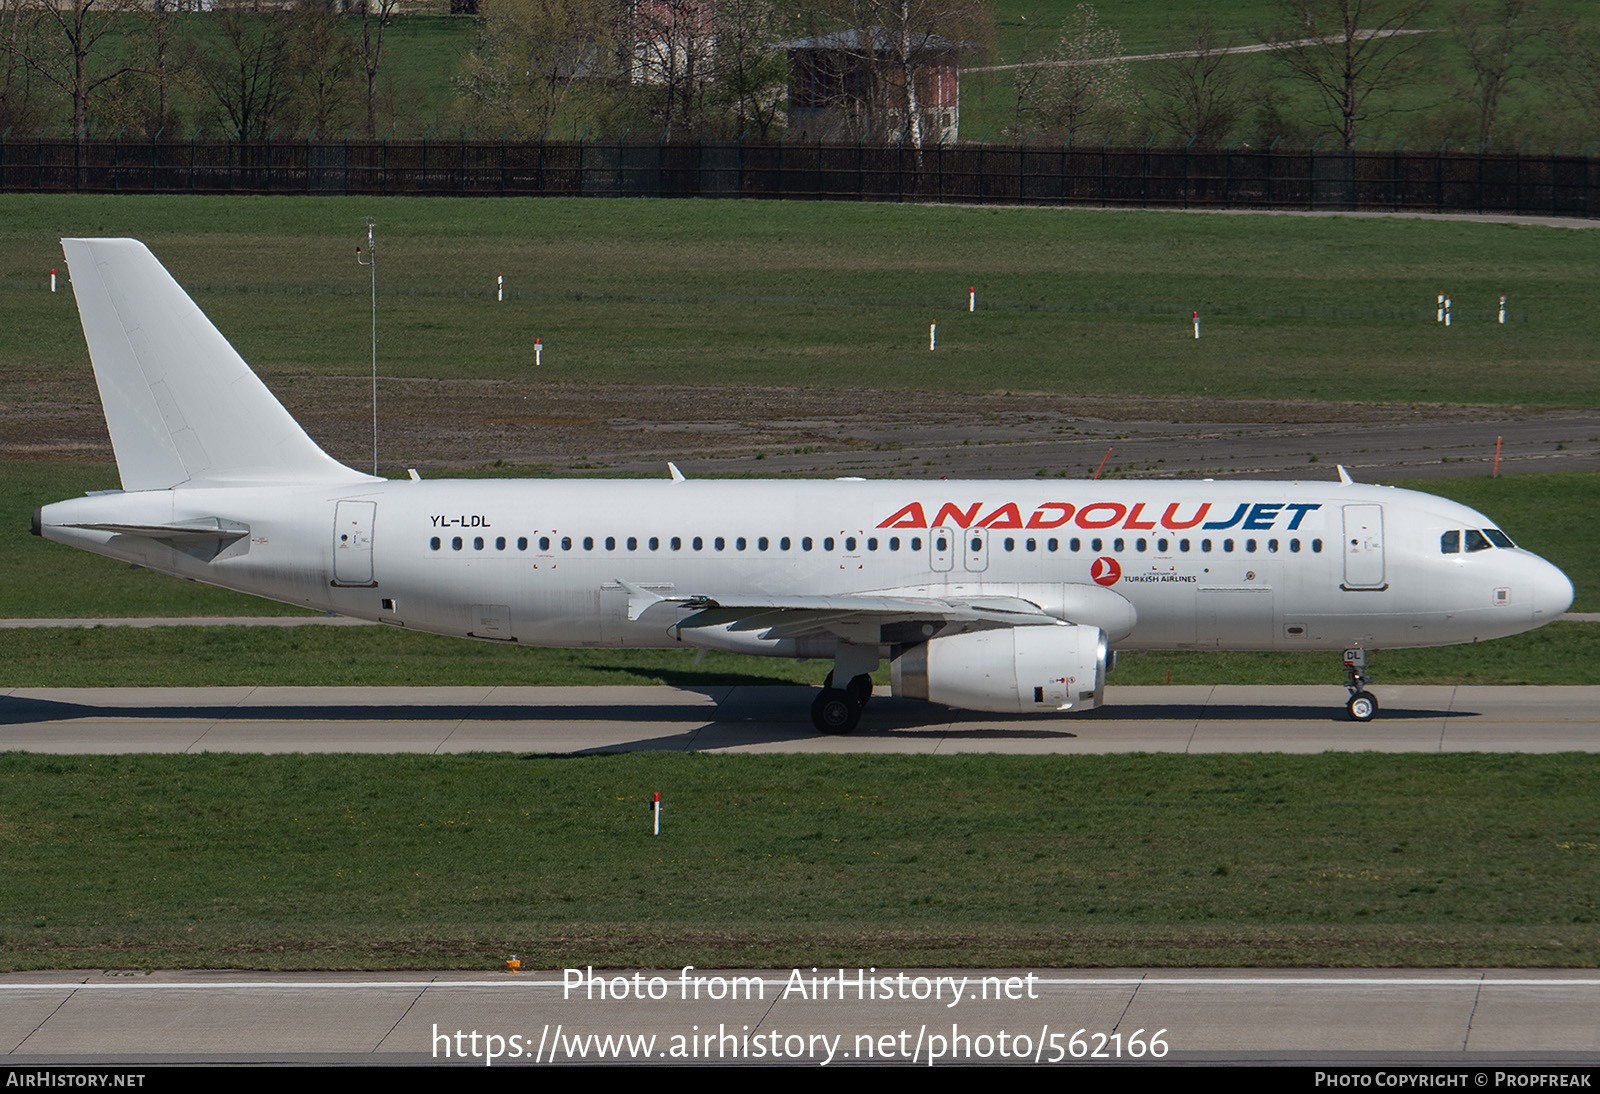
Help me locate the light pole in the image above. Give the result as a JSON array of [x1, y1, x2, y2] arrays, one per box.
[[356, 221, 377, 475]]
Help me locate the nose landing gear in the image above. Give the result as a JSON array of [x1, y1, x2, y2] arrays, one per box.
[[1343, 647, 1379, 722]]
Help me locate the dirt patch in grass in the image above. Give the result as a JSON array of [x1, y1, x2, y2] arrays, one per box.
[[7, 375, 1596, 482]]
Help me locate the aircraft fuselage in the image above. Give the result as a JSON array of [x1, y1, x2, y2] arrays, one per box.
[[39, 476, 1571, 656]]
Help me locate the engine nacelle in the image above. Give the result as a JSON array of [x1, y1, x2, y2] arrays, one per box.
[[891, 624, 1107, 713]]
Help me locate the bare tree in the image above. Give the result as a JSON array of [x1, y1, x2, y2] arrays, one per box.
[[453, 0, 611, 139], [708, 0, 789, 138], [0, 0, 46, 131], [12, 0, 145, 139], [356, 0, 400, 139], [628, 0, 717, 139], [1447, 0, 1540, 145], [188, 0, 294, 139], [1264, 0, 1433, 151], [1555, 18, 1600, 131], [146, 0, 178, 134], [1016, 3, 1130, 141], [1142, 15, 1249, 144], [828, 0, 987, 148], [288, 3, 359, 135]]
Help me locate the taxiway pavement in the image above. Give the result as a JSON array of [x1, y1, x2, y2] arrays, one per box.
[[4, 968, 1597, 1065], [2, 684, 1597, 754]]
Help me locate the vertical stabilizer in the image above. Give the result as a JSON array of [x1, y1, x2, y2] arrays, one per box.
[[61, 238, 379, 490]]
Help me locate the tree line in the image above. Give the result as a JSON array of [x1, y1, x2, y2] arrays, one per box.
[[1, 1, 1597, 151]]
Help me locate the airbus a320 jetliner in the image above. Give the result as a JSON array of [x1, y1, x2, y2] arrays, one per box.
[[34, 240, 1575, 732]]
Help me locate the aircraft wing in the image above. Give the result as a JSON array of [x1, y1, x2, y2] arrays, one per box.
[[618, 580, 1059, 640]]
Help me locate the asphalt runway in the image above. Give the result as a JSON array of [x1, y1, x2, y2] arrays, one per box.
[[2, 684, 1597, 754], [4, 968, 1598, 1066]]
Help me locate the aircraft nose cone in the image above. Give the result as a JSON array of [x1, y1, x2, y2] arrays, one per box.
[[1534, 557, 1575, 621]]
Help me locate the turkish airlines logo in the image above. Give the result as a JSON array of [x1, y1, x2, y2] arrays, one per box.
[[1090, 557, 1122, 586]]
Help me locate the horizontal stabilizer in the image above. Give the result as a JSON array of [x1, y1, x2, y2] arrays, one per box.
[[63, 516, 250, 562]]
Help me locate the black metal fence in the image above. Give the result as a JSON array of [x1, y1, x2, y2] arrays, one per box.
[[5, 135, 1598, 216]]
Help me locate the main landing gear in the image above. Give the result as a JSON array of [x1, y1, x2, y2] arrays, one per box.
[[1342, 647, 1379, 722], [811, 671, 873, 734]]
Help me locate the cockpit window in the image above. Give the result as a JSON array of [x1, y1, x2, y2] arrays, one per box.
[[1465, 529, 1491, 552], [1484, 528, 1515, 549], [1440, 530, 1460, 554]]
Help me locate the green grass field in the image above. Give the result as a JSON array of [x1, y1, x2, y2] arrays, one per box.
[[4, 195, 1598, 407], [968, 0, 1600, 148], [1, 752, 1593, 970]]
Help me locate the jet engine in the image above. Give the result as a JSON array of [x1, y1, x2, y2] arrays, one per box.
[[890, 624, 1107, 713]]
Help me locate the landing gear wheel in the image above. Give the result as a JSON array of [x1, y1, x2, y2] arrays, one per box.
[[846, 673, 873, 709], [1346, 691, 1378, 722], [811, 688, 861, 734], [1341, 647, 1378, 722]]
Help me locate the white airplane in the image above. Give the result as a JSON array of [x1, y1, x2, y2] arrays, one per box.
[[34, 239, 1575, 732]]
